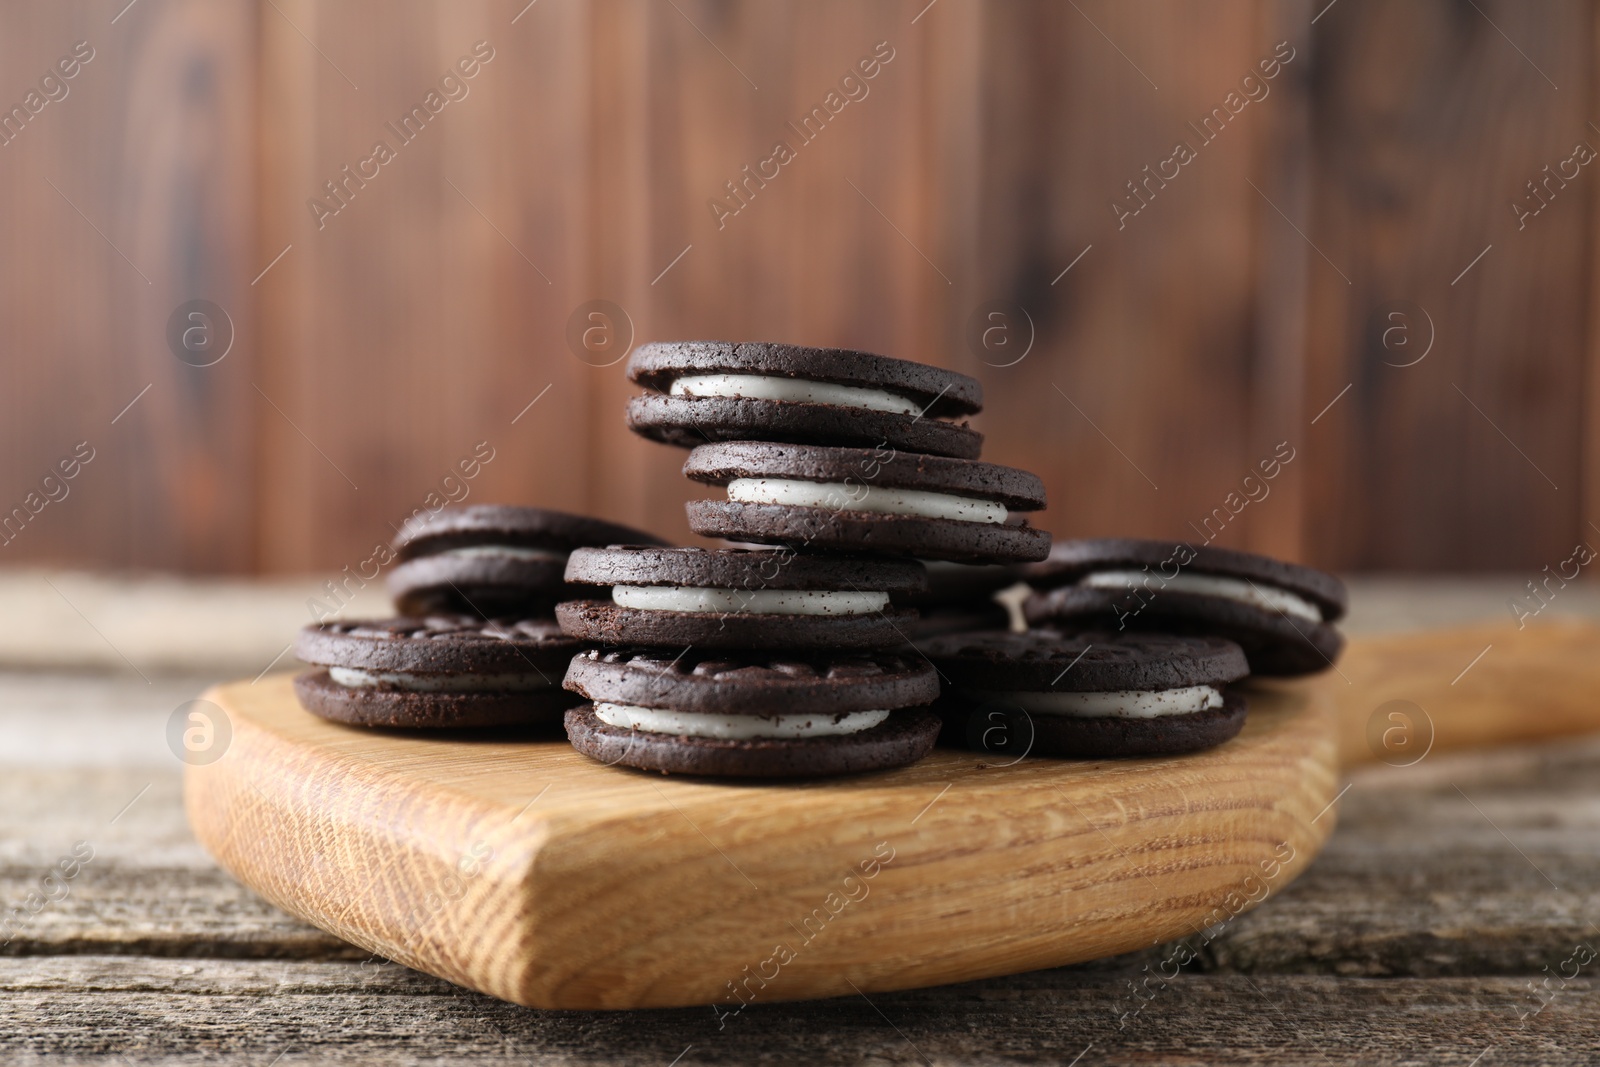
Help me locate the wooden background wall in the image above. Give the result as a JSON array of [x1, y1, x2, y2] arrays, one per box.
[[0, 0, 1594, 575]]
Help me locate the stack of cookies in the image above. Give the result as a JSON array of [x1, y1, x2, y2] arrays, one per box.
[[285, 339, 1351, 777], [291, 506, 664, 731], [552, 340, 1055, 777]]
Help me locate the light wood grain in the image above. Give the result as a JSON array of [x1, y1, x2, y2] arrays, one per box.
[[180, 618, 1600, 1010], [7, 735, 1600, 972], [1330, 618, 1600, 764], [186, 674, 1337, 1010]]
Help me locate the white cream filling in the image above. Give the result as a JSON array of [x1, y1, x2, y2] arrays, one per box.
[[965, 685, 1222, 719], [594, 702, 890, 739], [437, 545, 567, 561], [726, 478, 1007, 525], [611, 586, 888, 616], [1081, 570, 1322, 622], [327, 666, 551, 692], [669, 373, 922, 416]]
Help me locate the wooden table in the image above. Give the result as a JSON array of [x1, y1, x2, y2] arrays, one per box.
[[3, 575, 1599, 1064]]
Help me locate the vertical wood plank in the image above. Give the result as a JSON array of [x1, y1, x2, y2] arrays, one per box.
[[0, 0, 258, 571], [965, 0, 1302, 553], [254, 0, 598, 573], [1303, 0, 1590, 570]]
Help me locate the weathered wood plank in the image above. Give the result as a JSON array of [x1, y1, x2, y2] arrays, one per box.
[[0, 0, 260, 572], [1303, 0, 1593, 569], [254, 0, 599, 572], [970, 1, 1310, 558], [2, 728, 1598, 979], [0, 958, 1595, 1065]]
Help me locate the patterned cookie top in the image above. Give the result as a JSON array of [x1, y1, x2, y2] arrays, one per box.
[[564, 545, 926, 593], [295, 616, 583, 673], [627, 340, 983, 416], [920, 628, 1249, 692], [563, 648, 939, 715]]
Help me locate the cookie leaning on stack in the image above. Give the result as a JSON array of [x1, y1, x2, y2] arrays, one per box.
[[388, 505, 669, 617], [290, 505, 663, 731], [1021, 538, 1348, 676]]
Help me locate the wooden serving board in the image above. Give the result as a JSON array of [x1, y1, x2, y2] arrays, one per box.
[[185, 619, 1600, 1011]]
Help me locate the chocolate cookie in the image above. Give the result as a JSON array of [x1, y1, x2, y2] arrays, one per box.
[[626, 341, 984, 459], [683, 441, 1050, 564], [913, 561, 1030, 608], [387, 505, 668, 617], [1021, 538, 1347, 676], [921, 629, 1251, 759], [293, 616, 584, 729], [562, 648, 942, 777], [555, 546, 924, 650]]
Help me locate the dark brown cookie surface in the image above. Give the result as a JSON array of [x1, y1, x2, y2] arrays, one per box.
[[564, 648, 939, 714], [292, 618, 583, 729], [294, 670, 578, 730], [687, 501, 1052, 565], [295, 616, 582, 675], [938, 689, 1248, 759], [1025, 585, 1345, 677], [564, 545, 927, 594], [919, 628, 1249, 691], [555, 599, 921, 650], [388, 555, 574, 617], [684, 441, 1046, 510], [627, 395, 984, 459], [1023, 537, 1347, 620], [627, 341, 983, 415], [896, 603, 1013, 641], [564, 705, 942, 778], [910, 561, 1029, 608]]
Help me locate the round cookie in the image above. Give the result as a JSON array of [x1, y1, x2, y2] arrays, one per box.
[[387, 505, 668, 617], [683, 441, 1051, 564], [1021, 538, 1346, 676], [555, 546, 924, 650], [921, 629, 1251, 759], [293, 616, 584, 729], [626, 341, 984, 459], [562, 648, 942, 777]]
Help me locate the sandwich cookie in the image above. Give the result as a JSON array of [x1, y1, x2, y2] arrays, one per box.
[[1022, 539, 1347, 676], [894, 561, 1027, 638], [683, 441, 1050, 564], [922, 629, 1251, 759], [563, 648, 942, 777], [293, 617, 583, 729], [388, 505, 668, 617], [555, 546, 925, 649], [625, 341, 984, 459]]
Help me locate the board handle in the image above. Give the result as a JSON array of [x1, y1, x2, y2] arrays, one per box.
[[1297, 618, 1600, 766]]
